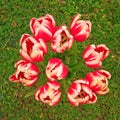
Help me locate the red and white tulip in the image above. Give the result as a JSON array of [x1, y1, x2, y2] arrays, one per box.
[[30, 14, 56, 42], [70, 14, 91, 42], [46, 58, 68, 81], [86, 70, 111, 95], [20, 34, 48, 62], [51, 26, 74, 53], [35, 81, 61, 106], [82, 44, 110, 68], [9, 60, 39, 86], [67, 79, 97, 106]]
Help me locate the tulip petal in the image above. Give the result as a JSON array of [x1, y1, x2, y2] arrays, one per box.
[[58, 65, 68, 80], [30, 18, 37, 34], [82, 44, 95, 59], [50, 92, 61, 106], [87, 92, 97, 104], [20, 34, 30, 45], [67, 93, 79, 106], [95, 44, 110, 61], [30, 46, 44, 62], [47, 81, 60, 90], [70, 14, 81, 29], [9, 74, 20, 82], [20, 49, 33, 62], [96, 88, 109, 95], [21, 77, 38, 86], [35, 86, 43, 101], [35, 25, 52, 41], [100, 70, 111, 79]]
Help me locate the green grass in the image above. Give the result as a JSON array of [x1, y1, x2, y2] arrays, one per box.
[[0, 0, 120, 120]]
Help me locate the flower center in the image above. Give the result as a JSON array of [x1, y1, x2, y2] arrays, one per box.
[[60, 33, 68, 47], [75, 90, 87, 100], [44, 96, 51, 101], [79, 91, 87, 98], [18, 72, 25, 79], [97, 79, 106, 88]]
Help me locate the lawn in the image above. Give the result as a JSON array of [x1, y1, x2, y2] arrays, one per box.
[[0, 0, 120, 120]]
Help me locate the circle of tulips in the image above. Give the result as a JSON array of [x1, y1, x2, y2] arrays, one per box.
[[9, 14, 111, 106]]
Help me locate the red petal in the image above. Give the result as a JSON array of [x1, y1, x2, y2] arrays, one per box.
[[58, 65, 68, 79], [29, 63, 39, 74], [35, 86, 43, 100], [30, 18, 37, 34], [38, 39, 48, 54], [21, 77, 38, 87], [74, 33, 87, 42], [47, 81, 60, 90], [50, 92, 61, 106], [99, 70, 111, 79], [68, 82, 81, 96], [82, 44, 95, 59], [20, 34, 30, 45], [95, 44, 110, 61], [47, 58, 62, 68], [67, 93, 79, 106], [70, 14, 81, 29], [30, 48, 44, 62], [9, 74, 20, 82], [87, 92, 97, 104], [85, 60, 101, 68], [96, 87, 109, 95], [20, 49, 33, 62], [35, 25, 52, 42]]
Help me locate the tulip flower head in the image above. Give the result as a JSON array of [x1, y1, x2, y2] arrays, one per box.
[[30, 14, 56, 42], [86, 70, 111, 95], [51, 26, 74, 53], [70, 14, 91, 42], [35, 81, 61, 106], [46, 58, 68, 81], [67, 79, 97, 106], [82, 44, 110, 68], [9, 60, 39, 86], [20, 34, 48, 62]]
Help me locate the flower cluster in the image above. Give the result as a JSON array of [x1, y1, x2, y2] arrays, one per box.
[[9, 14, 111, 106]]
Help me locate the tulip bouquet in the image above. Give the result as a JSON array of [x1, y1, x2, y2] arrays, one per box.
[[9, 14, 111, 106]]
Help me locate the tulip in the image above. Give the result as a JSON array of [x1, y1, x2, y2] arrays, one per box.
[[35, 81, 61, 106], [70, 14, 91, 42], [9, 60, 39, 86], [51, 26, 74, 53], [67, 79, 97, 106], [20, 34, 48, 62], [82, 44, 110, 68], [46, 58, 68, 81], [30, 14, 56, 42], [86, 70, 111, 95]]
